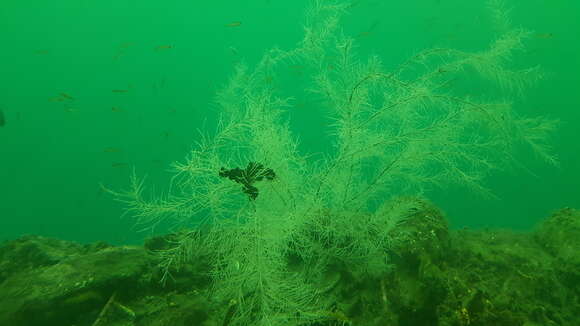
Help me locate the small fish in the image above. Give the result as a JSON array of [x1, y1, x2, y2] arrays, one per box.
[[293, 101, 307, 109], [355, 31, 372, 38], [536, 33, 554, 39], [113, 42, 136, 60], [104, 147, 122, 153], [111, 107, 124, 112], [111, 162, 128, 168], [153, 77, 166, 92], [49, 93, 74, 102], [60, 93, 74, 100], [113, 52, 124, 61], [34, 50, 50, 55], [348, 0, 365, 8], [112, 89, 129, 93], [356, 20, 380, 39], [0, 108, 5, 127], [225, 21, 242, 27], [119, 42, 135, 48], [155, 45, 173, 51], [264, 75, 274, 83], [228, 46, 239, 56]]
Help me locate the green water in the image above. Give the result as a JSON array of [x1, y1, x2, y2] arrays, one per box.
[[1, 0, 578, 244]]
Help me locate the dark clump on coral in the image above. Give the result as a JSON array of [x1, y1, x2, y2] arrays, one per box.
[[0, 206, 579, 326], [219, 161, 276, 200]]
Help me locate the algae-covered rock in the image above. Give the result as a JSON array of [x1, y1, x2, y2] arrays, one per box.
[[0, 237, 149, 326]]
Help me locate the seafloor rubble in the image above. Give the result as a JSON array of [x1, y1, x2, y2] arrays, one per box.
[[0, 206, 578, 326]]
